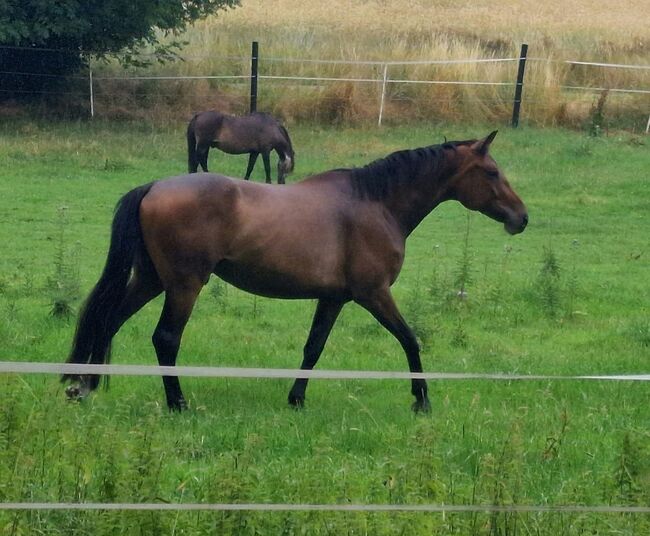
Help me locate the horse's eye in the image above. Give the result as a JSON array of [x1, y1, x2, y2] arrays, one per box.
[[486, 170, 500, 179]]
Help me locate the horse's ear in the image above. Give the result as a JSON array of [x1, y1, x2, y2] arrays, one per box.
[[473, 130, 498, 155]]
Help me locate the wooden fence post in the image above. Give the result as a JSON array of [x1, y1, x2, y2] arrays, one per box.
[[250, 41, 258, 113], [511, 43, 528, 127]]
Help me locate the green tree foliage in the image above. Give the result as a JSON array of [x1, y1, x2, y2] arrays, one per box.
[[0, 0, 239, 98]]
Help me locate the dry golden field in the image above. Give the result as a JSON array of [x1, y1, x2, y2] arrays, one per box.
[[99, 0, 649, 128], [190, 0, 649, 56]]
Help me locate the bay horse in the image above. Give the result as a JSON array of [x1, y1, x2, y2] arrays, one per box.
[[187, 110, 295, 184], [63, 131, 527, 412]]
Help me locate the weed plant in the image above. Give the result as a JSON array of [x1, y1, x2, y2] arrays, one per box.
[[46, 207, 81, 318]]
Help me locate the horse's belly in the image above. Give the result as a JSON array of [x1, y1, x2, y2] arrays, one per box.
[[213, 259, 345, 300]]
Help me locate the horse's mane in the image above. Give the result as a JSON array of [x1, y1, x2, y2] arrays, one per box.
[[349, 140, 474, 200]]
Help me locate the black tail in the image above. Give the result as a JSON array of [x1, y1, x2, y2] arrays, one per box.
[[62, 183, 154, 389], [278, 124, 295, 174], [187, 115, 199, 173]]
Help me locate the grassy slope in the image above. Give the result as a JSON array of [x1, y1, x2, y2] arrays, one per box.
[[0, 121, 648, 534]]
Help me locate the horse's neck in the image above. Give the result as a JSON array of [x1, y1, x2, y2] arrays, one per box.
[[384, 154, 457, 236]]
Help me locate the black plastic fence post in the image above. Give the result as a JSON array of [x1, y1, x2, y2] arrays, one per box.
[[250, 41, 258, 113], [511, 43, 528, 128]]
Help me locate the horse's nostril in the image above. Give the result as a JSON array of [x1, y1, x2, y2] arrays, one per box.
[[522, 214, 529, 226]]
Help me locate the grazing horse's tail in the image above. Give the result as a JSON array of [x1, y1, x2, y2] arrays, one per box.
[[187, 115, 199, 173], [62, 183, 154, 390]]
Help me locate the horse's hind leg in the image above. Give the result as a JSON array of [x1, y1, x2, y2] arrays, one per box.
[[66, 268, 163, 400], [152, 281, 203, 411], [114, 268, 164, 335], [261, 152, 272, 184], [244, 152, 259, 180], [288, 298, 345, 408], [355, 288, 430, 413]]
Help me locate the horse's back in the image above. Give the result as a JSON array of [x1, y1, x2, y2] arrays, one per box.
[[139, 172, 361, 297], [191, 110, 289, 156], [219, 113, 285, 153]]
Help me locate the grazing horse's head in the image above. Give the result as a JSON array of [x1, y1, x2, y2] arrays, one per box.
[[448, 131, 528, 235]]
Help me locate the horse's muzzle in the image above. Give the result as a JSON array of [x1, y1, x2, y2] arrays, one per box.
[[505, 212, 528, 235]]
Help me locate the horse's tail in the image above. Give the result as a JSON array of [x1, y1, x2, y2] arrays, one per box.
[[277, 124, 295, 175], [187, 115, 199, 173], [62, 182, 154, 390]]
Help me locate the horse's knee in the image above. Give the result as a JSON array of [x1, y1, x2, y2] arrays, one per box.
[[152, 328, 180, 362]]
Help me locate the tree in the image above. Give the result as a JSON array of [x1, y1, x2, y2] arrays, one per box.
[[0, 0, 239, 99]]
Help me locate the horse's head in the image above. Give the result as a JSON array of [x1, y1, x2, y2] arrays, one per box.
[[448, 131, 528, 235]]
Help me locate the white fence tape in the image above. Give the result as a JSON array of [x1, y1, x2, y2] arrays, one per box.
[[0, 361, 648, 381], [0, 502, 648, 513]]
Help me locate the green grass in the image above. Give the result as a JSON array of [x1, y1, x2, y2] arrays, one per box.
[[0, 120, 649, 535]]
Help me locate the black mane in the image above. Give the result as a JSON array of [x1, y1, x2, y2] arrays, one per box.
[[349, 140, 474, 200]]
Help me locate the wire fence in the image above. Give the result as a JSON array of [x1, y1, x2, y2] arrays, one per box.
[[2, 44, 648, 128]]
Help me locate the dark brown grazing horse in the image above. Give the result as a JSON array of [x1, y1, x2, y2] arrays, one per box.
[[63, 131, 527, 412], [187, 110, 295, 183]]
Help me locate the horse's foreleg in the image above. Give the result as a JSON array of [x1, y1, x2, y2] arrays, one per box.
[[356, 288, 430, 413], [244, 152, 259, 180], [152, 282, 202, 411], [275, 148, 289, 185], [288, 298, 345, 408], [197, 145, 210, 172], [261, 152, 272, 184], [277, 158, 286, 185]]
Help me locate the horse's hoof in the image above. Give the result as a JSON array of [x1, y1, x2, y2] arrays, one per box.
[[168, 398, 188, 412], [65, 382, 89, 402], [412, 398, 431, 414], [288, 394, 305, 409]]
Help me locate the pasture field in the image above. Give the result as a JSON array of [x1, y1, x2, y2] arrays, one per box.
[[0, 120, 649, 534]]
